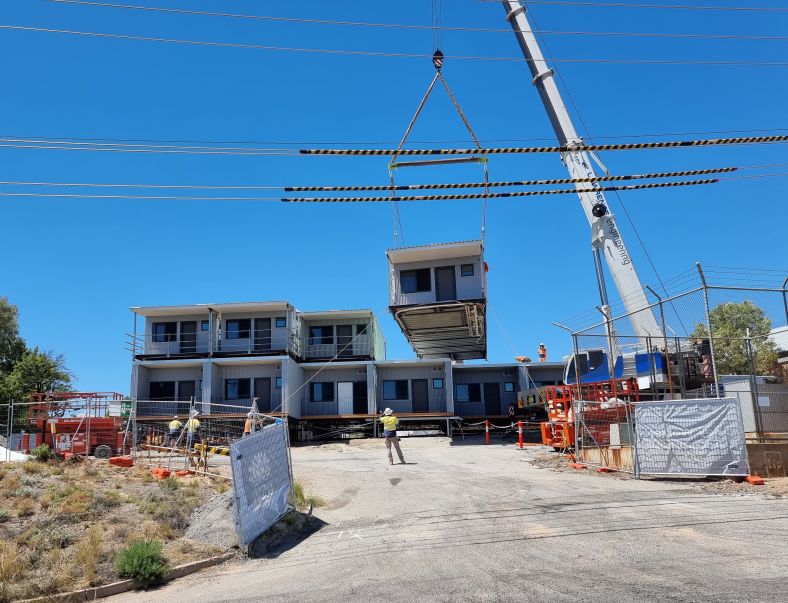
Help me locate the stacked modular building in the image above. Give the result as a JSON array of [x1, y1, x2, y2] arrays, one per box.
[[130, 241, 563, 438]]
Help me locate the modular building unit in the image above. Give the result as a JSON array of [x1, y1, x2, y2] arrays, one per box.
[[374, 359, 453, 415], [387, 240, 487, 361]]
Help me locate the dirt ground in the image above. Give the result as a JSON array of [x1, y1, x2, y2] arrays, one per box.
[[111, 438, 788, 603], [528, 449, 788, 497], [0, 458, 224, 602]]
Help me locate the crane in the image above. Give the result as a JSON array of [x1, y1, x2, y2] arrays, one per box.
[[500, 0, 663, 345]]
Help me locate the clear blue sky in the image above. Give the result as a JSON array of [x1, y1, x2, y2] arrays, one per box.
[[1, 0, 786, 394]]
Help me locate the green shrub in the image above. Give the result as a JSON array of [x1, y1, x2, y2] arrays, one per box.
[[31, 444, 53, 462], [0, 508, 8, 523], [114, 540, 168, 586], [159, 476, 179, 491]]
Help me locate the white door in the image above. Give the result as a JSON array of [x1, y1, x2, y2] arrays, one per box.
[[337, 382, 354, 415]]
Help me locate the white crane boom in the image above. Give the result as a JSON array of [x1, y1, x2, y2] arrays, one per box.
[[501, 0, 663, 340]]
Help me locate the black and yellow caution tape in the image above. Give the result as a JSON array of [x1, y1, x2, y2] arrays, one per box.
[[299, 135, 788, 156], [193, 443, 230, 456], [282, 178, 718, 202], [284, 166, 736, 192]]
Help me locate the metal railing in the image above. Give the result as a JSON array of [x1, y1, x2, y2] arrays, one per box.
[[129, 332, 297, 357], [374, 392, 447, 414], [299, 336, 373, 359]]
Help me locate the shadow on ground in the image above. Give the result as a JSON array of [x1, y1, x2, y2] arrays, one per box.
[[247, 510, 328, 559]]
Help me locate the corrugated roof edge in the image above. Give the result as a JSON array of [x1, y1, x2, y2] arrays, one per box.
[[386, 239, 482, 253], [131, 300, 293, 313]]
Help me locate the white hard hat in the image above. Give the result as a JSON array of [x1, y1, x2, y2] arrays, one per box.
[[383, 408, 393, 416]]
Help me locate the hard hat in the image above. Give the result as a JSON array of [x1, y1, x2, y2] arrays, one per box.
[[540, 342, 545, 346], [247, 412, 253, 417], [383, 408, 393, 416], [173, 415, 178, 419]]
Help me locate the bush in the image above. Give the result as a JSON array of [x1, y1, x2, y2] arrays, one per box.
[[31, 444, 53, 462], [0, 508, 8, 523], [114, 540, 168, 586], [159, 476, 179, 491]]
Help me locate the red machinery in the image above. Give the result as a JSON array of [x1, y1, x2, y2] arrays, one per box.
[[25, 392, 127, 458], [540, 379, 639, 449]]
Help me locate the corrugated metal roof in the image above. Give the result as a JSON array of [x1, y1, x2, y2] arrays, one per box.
[[131, 300, 292, 317], [386, 240, 483, 264]]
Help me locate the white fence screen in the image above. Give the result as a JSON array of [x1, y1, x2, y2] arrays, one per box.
[[230, 420, 293, 547], [633, 398, 750, 477]]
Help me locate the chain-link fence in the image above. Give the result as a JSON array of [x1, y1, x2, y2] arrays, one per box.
[[131, 397, 284, 479], [565, 265, 788, 444]]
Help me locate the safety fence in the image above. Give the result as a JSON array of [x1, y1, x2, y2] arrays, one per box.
[[231, 419, 293, 548], [563, 266, 788, 444], [574, 397, 750, 477]]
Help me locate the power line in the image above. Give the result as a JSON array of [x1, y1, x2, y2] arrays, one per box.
[[0, 192, 282, 201], [3, 25, 788, 67], [44, 1, 788, 42], [282, 178, 720, 202], [2, 128, 788, 147], [300, 134, 788, 155], [480, 1, 788, 12], [285, 167, 736, 192]]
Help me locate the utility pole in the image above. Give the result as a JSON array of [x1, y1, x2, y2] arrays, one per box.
[[500, 1, 662, 341]]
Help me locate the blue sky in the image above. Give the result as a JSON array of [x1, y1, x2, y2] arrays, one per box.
[[1, 0, 786, 394]]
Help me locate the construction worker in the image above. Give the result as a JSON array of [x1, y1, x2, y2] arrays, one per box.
[[380, 408, 405, 466], [538, 343, 548, 362], [243, 412, 253, 437], [186, 411, 201, 450], [168, 415, 182, 447]]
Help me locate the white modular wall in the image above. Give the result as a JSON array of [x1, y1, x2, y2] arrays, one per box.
[[389, 255, 484, 307]]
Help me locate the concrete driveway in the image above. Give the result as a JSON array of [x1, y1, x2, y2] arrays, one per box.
[[113, 438, 788, 602]]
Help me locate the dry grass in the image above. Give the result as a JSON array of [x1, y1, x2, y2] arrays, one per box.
[[0, 459, 226, 601], [75, 526, 103, 586]]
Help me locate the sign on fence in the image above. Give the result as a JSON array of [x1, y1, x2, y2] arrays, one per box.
[[633, 398, 749, 477], [230, 420, 293, 547]]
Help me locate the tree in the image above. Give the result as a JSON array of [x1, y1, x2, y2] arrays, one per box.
[[691, 300, 779, 376], [0, 348, 73, 402], [0, 297, 26, 375]]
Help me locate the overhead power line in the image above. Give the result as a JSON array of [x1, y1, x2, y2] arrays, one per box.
[[300, 134, 788, 156], [282, 178, 719, 202], [480, 1, 788, 12], [285, 167, 736, 192], [3, 25, 788, 67], [44, 1, 788, 42]]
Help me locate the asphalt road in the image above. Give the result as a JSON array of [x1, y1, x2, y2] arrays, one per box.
[[113, 439, 788, 602]]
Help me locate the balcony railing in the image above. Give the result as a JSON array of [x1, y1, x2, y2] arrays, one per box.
[[130, 333, 296, 358], [298, 336, 373, 360], [374, 392, 447, 414], [136, 397, 202, 416], [301, 394, 367, 416]]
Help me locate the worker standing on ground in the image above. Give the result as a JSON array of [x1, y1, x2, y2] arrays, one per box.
[[243, 412, 253, 437], [186, 411, 201, 450], [538, 343, 548, 362], [380, 408, 405, 465], [168, 415, 182, 447]]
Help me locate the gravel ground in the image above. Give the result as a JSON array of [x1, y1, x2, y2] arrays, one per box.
[[111, 438, 788, 603]]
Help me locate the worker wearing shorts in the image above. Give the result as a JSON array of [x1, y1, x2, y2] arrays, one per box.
[[380, 408, 405, 465]]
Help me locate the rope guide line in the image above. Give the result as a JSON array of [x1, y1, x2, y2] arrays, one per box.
[[285, 166, 736, 192], [281, 178, 718, 203], [300, 134, 788, 155]]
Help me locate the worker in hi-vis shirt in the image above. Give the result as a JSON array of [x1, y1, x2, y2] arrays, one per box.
[[380, 408, 406, 465], [168, 416, 182, 447]]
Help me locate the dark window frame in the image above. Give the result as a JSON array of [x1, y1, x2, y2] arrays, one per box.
[[200, 320, 209, 331], [356, 323, 368, 335], [383, 380, 409, 400], [149, 381, 176, 400], [504, 382, 515, 393], [309, 326, 334, 345], [460, 263, 475, 277], [432, 378, 444, 390], [455, 383, 482, 403], [400, 269, 431, 294], [225, 378, 251, 400], [225, 319, 251, 340], [151, 322, 177, 343], [310, 382, 335, 402], [275, 376, 283, 389]]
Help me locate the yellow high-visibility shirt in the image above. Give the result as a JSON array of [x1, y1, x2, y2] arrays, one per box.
[[168, 420, 182, 431], [380, 415, 399, 432], [186, 418, 201, 433]]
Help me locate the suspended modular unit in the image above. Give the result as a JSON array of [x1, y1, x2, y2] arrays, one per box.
[[387, 240, 487, 361]]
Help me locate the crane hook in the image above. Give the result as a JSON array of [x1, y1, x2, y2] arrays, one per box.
[[432, 49, 444, 70]]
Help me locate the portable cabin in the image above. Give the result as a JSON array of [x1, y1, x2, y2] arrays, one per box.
[[386, 240, 487, 360]]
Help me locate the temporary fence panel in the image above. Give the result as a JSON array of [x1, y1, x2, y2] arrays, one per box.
[[574, 400, 635, 472], [633, 398, 749, 477], [230, 420, 293, 548]]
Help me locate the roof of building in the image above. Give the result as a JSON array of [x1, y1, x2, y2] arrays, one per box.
[[386, 240, 483, 264], [298, 309, 376, 320], [131, 301, 292, 317]]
